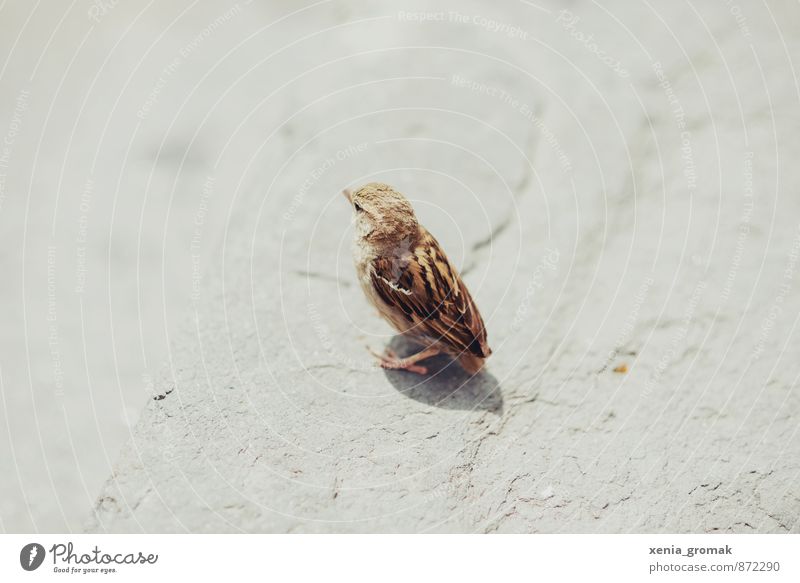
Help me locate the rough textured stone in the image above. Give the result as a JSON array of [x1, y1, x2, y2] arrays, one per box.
[[41, 0, 800, 533]]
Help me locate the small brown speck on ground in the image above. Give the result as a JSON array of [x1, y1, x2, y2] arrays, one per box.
[[613, 364, 628, 374]]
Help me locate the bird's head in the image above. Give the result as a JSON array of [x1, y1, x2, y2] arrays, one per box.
[[343, 182, 419, 245]]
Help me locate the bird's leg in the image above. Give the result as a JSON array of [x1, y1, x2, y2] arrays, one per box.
[[368, 345, 441, 375]]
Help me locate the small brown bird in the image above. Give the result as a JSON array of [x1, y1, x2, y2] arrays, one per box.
[[345, 182, 492, 375]]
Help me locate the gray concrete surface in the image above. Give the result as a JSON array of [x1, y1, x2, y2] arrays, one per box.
[[0, 0, 286, 531], [2, 0, 799, 533]]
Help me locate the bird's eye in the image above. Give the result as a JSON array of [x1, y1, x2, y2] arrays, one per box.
[[354, 202, 363, 212]]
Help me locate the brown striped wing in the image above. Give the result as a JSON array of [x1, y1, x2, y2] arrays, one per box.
[[369, 228, 491, 358]]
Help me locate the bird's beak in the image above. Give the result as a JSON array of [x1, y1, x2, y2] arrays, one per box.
[[342, 188, 352, 203]]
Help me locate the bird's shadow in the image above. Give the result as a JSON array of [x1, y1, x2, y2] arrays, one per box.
[[382, 336, 503, 414]]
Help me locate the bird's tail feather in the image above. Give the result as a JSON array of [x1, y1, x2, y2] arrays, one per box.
[[458, 353, 485, 375]]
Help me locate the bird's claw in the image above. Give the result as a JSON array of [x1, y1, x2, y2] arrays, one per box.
[[368, 347, 428, 375]]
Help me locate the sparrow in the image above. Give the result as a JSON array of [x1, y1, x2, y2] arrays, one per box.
[[344, 182, 492, 375]]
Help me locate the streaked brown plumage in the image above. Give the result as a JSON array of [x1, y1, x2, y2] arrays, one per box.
[[344, 182, 491, 375]]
